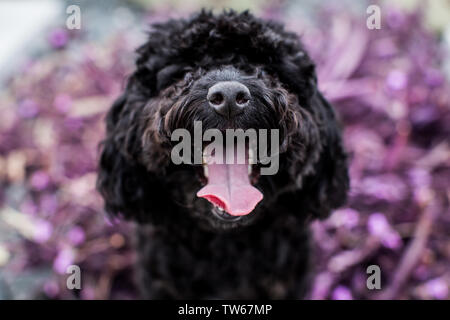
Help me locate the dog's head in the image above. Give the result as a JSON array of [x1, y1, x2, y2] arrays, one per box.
[[97, 11, 349, 231]]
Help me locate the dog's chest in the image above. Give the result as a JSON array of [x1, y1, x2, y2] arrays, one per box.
[[136, 221, 311, 299]]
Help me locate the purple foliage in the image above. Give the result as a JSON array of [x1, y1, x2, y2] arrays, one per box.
[[0, 7, 448, 299]]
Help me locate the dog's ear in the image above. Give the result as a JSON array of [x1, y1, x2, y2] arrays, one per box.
[[299, 91, 349, 219], [276, 48, 349, 219], [274, 50, 317, 106], [96, 90, 171, 223]]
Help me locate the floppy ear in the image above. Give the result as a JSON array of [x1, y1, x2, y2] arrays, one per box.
[[275, 47, 349, 218], [300, 91, 350, 219], [273, 50, 317, 107], [96, 90, 172, 224]]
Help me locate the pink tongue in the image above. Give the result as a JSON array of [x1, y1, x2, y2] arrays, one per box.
[[196, 161, 263, 216]]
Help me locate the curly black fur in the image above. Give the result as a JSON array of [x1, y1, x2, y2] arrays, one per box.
[[97, 10, 349, 299]]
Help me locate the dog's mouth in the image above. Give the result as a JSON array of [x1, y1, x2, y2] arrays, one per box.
[[211, 205, 243, 222], [196, 144, 263, 217]]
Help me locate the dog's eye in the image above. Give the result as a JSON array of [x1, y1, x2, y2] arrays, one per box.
[[156, 64, 186, 90]]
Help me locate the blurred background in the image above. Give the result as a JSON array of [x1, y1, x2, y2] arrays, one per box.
[[0, 0, 449, 300]]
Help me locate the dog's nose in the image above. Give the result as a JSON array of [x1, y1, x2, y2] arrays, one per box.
[[207, 81, 250, 119]]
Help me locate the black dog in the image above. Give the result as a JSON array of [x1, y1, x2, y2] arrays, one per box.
[[97, 10, 349, 299]]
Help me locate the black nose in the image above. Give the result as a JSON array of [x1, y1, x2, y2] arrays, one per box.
[[207, 81, 250, 119]]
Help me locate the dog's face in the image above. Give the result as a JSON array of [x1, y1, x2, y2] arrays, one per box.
[[97, 11, 349, 231], [140, 65, 298, 229]]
